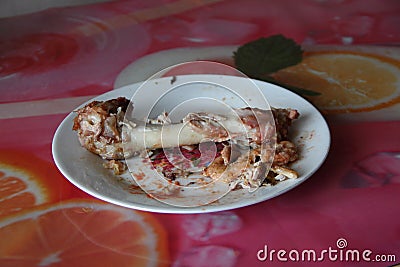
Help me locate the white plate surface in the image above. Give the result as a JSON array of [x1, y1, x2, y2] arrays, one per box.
[[53, 75, 330, 213]]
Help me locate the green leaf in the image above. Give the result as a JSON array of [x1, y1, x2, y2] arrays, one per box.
[[233, 35, 303, 78], [233, 35, 320, 97]]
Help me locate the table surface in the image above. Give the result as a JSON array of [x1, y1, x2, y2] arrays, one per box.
[[0, 0, 399, 266]]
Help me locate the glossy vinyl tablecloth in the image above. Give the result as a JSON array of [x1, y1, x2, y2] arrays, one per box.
[[0, 0, 399, 266]]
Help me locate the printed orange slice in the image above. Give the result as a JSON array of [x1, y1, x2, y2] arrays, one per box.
[[0, 150, 71, 217], [272, 49, 400, 113], [0, 199, 169, 267]]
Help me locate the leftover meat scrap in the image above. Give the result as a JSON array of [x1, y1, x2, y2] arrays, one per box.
[[73, 97, 300, 190]]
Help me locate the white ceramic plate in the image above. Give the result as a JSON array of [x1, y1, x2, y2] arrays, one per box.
[[53, 75, 330, 213]]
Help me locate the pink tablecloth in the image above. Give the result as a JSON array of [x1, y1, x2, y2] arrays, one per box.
[[0, 0, 399, 266]]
